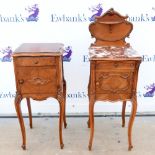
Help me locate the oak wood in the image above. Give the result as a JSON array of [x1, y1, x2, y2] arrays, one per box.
[[88, 8, 141, 151], [13, 43, 67, 150]]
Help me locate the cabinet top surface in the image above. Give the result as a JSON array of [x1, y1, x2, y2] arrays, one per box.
[[89, 46, 142, 61], [13, 43, 64, 57]]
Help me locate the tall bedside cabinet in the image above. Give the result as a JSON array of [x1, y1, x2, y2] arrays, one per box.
[[12, 43, 67, 150], [87, 8, 142, 151]]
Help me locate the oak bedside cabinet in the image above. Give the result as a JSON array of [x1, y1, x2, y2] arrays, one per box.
[[12, 43, 67, 150], [87, 8, 142, 150]]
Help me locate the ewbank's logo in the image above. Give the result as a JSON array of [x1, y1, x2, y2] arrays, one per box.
[[50, 3, 103, 22], [143, 83, 155, 97], [128, 7, 155, 22], [0, 46, 12, 62], [0, 4, 39, 22], [63, 46, 72, 62], [89, 3, 103, 21], [151, 7, 155, 21], [25, 4, 39, 22]]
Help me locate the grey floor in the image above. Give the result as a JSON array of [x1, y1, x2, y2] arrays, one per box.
[[0, 116, 155, 155]]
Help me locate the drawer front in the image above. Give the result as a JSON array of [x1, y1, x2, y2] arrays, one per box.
[[15, 56, 56, 66], [96, 61, 135, 70], [95, 71, 134, 94], [16, 66, 57, 94]]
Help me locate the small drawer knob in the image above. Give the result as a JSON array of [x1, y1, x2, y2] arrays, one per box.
[[130, 63, 134, 67], [114, 63, 119, 67], [96, 82, 99, 86], [19, 79, 24, 84], [34, 61, 39, 64]]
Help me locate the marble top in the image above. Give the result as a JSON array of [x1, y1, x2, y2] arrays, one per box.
[[89, 46, 141, 59]]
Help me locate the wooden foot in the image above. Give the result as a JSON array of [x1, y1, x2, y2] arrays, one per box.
[[128, 145, 133, 151], [64, 122, 67, 128], [22, 144, 26, 150], [87, 119, 90, 128], [30, 124, 33, 129], [88, 145, 92, 151], [60, 143, 64, 149]]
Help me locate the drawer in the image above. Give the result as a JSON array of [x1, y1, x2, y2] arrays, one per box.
[[15, 56, 56, 66], [96, 61, 135, 70]]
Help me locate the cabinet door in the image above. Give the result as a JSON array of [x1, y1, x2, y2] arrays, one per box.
[[95, 71, 134, 94], [16, 66, 57, 94]]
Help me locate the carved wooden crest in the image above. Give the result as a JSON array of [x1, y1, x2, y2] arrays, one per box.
[[89, 8, 133, 47]]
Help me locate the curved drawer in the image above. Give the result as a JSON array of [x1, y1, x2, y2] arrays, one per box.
[[15, 56, 56, 66], [96, 61, 135, 70]]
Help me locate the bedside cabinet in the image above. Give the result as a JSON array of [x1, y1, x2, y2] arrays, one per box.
[[87, 8, 142, 151], [12, 43, 67, 150]]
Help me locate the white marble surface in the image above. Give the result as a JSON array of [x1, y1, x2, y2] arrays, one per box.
[[89, 46, 140, 58]]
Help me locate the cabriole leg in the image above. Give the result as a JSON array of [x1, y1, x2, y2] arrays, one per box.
[[122, 101, 126, 127], [128, 96, 137, 151], [88, 96, 95, 151], [26, 98, 33, 129], [14, 94, 26, 150]]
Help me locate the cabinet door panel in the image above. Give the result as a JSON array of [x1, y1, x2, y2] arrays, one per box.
[[96, 71, 134, 94], [17, 66, 57, 94]]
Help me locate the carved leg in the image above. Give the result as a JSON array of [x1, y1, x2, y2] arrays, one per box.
[[128, 96, 137, 151], [26, 98, 32, 129], [87, 117, 90, 128], [63, 80, 67, 128], [88, 96, 95, 151], [14, 94, 26, 150], [87, 79, 90, 128], [122, 101, 126, 127], [58, 91, 64, 149]]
